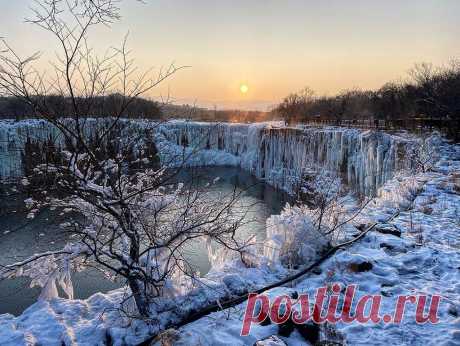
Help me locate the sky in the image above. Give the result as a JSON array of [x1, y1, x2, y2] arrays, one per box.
[[2, 0, 460, 110]]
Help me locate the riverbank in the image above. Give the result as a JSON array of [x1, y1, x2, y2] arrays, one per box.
[[0, 122, 458, 345]]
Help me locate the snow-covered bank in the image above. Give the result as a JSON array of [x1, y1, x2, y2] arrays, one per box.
[[2, 119, 458, 345], [0, 253, 290, 345], [169, 138, 460, 345]]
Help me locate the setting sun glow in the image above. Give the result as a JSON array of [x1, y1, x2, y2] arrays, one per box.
[[240, 84, 249, 94]]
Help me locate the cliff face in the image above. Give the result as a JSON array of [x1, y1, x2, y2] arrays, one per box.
[[0, 119, 413, 196]]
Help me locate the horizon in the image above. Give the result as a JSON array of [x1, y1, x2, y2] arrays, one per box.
[[0, 1, 459, 344], [2, 0, 460, 111]]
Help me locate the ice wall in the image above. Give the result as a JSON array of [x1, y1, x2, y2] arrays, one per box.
[[0, 119, 413, 196], [0, 119, 157, 180], [156, 121, 413, 196], [0, 120, 60, 180]]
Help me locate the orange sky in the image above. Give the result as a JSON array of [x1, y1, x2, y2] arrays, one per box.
[[2, 0, 460, 110]]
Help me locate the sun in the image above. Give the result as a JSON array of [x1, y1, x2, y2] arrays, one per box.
[[240, 84, 249, 94]]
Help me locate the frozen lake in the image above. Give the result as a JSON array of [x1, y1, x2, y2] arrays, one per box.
[[0, 167, 289, 315]]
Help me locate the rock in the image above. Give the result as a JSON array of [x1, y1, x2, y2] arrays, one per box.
[[312, 267, 322, 275], [356, 223, 370, 231], [448, 304, 459, 317], [375, 223, 401, 237], [290, 291, 299, 299], [260, 314, 272, 326], [381, 290, 393, 297], [254, 335, 287, 346], [151, 328, 180, 346], [277, 316, 322, 344], [318, 322, 346, 345], [296, 321, 320, 345], [348, 261, 373, 272], [277, 317, 296, 337], [380, 242, 395, 250], [356, 223, 365, 231]]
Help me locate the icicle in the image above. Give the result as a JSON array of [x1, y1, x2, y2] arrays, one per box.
[[1, 119, 413, 195], [38, 275, 59, 301], [58, 270, 74, 300]]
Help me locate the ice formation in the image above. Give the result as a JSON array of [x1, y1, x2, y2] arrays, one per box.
[[1, 119, 413, 196], [156, 121, 414, 196], [0, 118, 157, 180]]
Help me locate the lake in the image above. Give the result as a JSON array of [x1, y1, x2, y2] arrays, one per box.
[[0, 167, 289, 315]]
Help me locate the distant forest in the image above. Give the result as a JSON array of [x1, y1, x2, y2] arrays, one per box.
[[1, 61, 459, 140], [0, 93, 273, 123], [0, 94, 163, 120], [274, 61, 460, 140]]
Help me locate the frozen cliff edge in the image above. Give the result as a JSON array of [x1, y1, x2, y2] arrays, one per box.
[[0, 118, 158, 180], [0, 119, 413, 196], [156, 121, 414, 196]]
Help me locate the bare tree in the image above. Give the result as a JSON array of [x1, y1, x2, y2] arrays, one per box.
[[265, 168, 373, 269], [275, 86, 315, 125], [0, 0, 249, 318]]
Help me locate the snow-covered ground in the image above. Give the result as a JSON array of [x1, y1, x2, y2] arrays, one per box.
[[0, 123, 459, 345], [168, 138, 460, 346]]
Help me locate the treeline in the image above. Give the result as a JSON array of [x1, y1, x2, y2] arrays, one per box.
[[0, 93, 163, 120], [274, 61, 460, 140], [160, 103, 274, 123], [190, 108, 272, 123]]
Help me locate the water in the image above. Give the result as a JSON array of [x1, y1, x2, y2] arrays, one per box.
[[0, 167, 288, 315]]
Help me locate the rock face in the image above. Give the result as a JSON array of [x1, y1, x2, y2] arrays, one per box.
[[0, 119, 413, 196]]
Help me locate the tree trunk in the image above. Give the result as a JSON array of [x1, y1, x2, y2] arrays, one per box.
[[128, 277, 150, 317]]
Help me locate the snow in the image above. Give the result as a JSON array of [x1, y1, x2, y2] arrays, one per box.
[[264, 204, 331, 269], [0, 119, 459, 345], [168, 136, 460, 346], [0, 290, 153, 346]]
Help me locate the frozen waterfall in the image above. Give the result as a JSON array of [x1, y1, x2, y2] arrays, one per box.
[[156, 121, 413, 196], [0, 119, 413, 195]]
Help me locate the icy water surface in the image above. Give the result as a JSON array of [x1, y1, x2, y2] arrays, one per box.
[[0, 167, 288, 315]]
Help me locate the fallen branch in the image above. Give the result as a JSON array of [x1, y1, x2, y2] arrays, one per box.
[[138, 211, 400, 345]]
